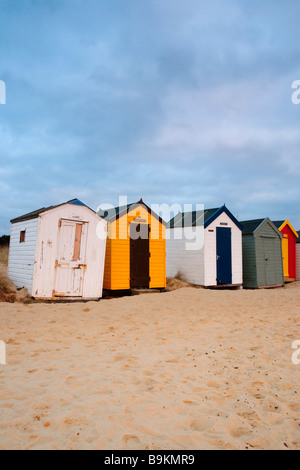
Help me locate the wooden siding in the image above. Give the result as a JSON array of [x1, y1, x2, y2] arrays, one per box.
[[166, 226, 205, 285], [8, 218, 39, 294], [103, 204, 166, 290], [254, 221, 284, 288], [32, 204, 107, 299], [279, 224, 297, 281], [242, 235, 257, 288], [296, 244, 300, 281], [242, 219, 284, 289], [166, 211, 243, 287]]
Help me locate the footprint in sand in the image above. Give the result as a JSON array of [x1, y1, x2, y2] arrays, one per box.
[[122, 434, 141, 449], [190, 417, 213, 432], [289, 403, 300, 412], [227, 423, 253, 438]]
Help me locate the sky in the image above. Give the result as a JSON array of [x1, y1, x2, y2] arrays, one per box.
[[0, 0, 300, 234]]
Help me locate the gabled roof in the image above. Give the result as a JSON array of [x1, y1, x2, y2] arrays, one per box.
[[240, 219, 265, 235], [167, 205, 243, 230], [273, 219, 299, 238], [98, 199, 166, 226], [11, 199, 88, 224], [240, 218, 281, 236], [272, 220, 285, 229]]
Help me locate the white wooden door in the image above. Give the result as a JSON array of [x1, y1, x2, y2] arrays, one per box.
[[54, 220, 88, 297]]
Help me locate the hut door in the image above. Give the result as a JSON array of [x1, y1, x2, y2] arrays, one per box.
[[263, 238, 277, 286], [282, 237, 289, 278], [54, 220, 88, 297], [130, 223, 150, 288], [216, 227, 232, 285]]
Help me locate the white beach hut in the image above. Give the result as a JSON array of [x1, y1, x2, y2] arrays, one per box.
[[166, 205, 243, 287], [8, 199, 107, 300]]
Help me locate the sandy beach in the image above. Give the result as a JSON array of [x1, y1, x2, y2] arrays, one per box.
[[0, 284, 299, 450]]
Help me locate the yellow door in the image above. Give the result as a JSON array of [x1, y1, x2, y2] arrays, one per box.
[[282, 237, 289, 278]]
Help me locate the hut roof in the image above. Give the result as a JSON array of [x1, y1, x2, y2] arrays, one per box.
[[168, 205, 243, 230], [240, 219, 266, 235], [273, 219, 299, 238], [98, 199, 166, 226], [11, 199, 88, 224]]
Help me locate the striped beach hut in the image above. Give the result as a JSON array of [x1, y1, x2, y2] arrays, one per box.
[[273, 220, 299, 282], [98, 199, 166, 291], [241, 218, 284, 288]]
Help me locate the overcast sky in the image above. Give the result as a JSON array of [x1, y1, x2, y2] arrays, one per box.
[[0, 0, 300, 234]]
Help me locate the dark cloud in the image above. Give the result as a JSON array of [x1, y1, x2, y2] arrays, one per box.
[[0, 0, 300, 233]]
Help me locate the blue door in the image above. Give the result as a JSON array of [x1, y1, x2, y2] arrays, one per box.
[[216, 227, 232, 285]]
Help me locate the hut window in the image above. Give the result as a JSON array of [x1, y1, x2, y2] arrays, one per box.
[[20, 230, 26, 243]]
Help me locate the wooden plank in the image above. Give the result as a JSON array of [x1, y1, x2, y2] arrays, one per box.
[[73, 224, 83, 261]]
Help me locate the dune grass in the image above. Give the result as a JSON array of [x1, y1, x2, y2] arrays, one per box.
[[0, 245, 9, 266]]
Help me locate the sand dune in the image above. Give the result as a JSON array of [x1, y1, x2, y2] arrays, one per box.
[[0, 284, 299, 450]]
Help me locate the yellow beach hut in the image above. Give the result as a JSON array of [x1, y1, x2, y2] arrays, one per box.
[[98, 199, 166, 291]]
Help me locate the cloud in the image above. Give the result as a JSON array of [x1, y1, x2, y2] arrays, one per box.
[[0, 0, 300, 233]]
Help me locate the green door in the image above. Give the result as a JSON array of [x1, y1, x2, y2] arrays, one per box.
[[263, 238, 276, 286]]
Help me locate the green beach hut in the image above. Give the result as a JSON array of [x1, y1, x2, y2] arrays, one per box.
[[241, 218, 284, 289]]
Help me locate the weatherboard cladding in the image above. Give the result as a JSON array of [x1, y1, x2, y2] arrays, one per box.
[[166, 206, 243, 287], [296, 232, 300, 280], [241, 218, 284, 288], [274, 220, 299, 281], [8, 200, 107, 299], [99, 200, 166, 291], [8, 218, 39, 293]]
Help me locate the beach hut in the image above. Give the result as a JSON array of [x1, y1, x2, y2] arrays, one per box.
[[272, 220, 299, 282], [296, 232, 300, 281], [98, 199, 166, 291], [8, 199, 107, 300], [166, 205, 243, 287], [241, 218, 284, 289]]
